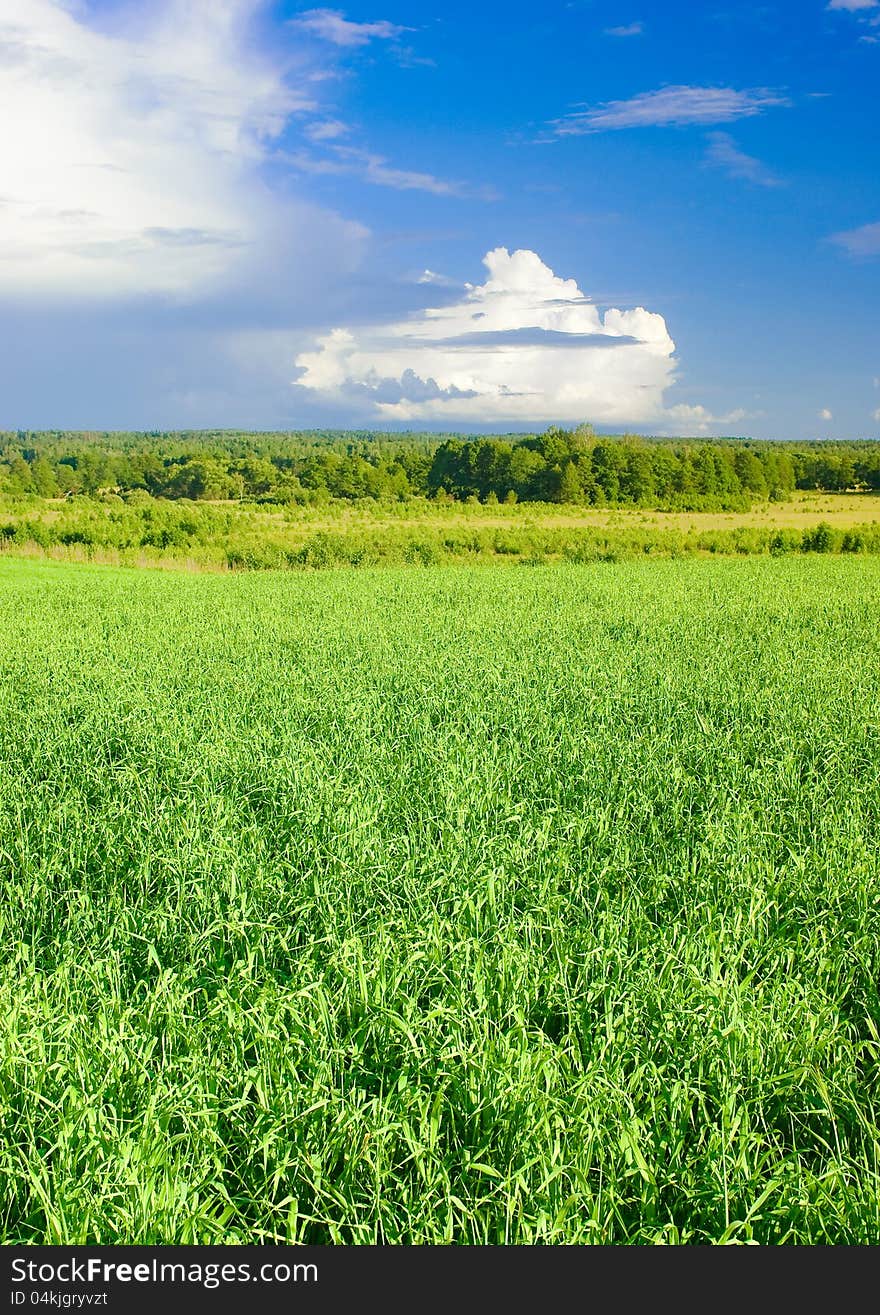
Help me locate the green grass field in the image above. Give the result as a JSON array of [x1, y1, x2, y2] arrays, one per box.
[[1, 555, 879, 1243]]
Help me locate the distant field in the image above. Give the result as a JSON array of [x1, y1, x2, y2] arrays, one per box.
[[2, 555, 879, 1242], [276, 490, 880, 534], [1, 491, 880, 571]]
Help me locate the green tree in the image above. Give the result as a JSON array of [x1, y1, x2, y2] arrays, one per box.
[[31, 458, 58, 497], [557, 460, 585, 504]]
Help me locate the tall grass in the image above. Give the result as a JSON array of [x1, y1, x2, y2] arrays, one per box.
[[1, 556, 879, 1243]]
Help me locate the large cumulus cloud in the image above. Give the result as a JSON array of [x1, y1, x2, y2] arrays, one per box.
[[293, 248, 678, 423]]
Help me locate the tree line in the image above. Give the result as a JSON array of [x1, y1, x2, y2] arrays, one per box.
[[1, 427, 879, 509]]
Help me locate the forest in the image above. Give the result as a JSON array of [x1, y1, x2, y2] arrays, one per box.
[[2, 427, 880, 510]]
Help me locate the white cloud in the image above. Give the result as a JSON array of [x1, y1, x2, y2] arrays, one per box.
[[827, 0, 877, 11], [663, 404, 749, 434], [605, 22, 644, 37], [873, 407, 880, 422], [294, 246, 686, 423], [831, 221, 880, 256], [819, 408, 833, 420], [0, 0, 369, 301], [291, 9, 412, 48], [551, 85, 790, 136], [705, 132, 781, 187]]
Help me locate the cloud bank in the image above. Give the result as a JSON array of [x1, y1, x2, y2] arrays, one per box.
[[0, 0, 346, 301], [294, 247, 680, 423], [0, 0, 483, 314]]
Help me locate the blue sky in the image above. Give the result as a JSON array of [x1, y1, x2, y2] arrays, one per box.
[[0, 0, 877, 437]]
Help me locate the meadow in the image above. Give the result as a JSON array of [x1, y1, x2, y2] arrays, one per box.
[[2, 489, 880, 572], [1, 554, 879, 1243]]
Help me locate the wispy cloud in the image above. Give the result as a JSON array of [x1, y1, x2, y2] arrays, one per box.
[[551, 85, 790, 136], [826, 0, 880, 42], [705, 132, 781, 186], [305, 119, 351, 142], [604, 22, 644, 37], [288, 145, 496, 198], [291, 8, 413, 48], [830, 220, 880, 256], [395, 46, 437, 68], [417, 269, 461, 286], [819, 408, 833, 420]]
